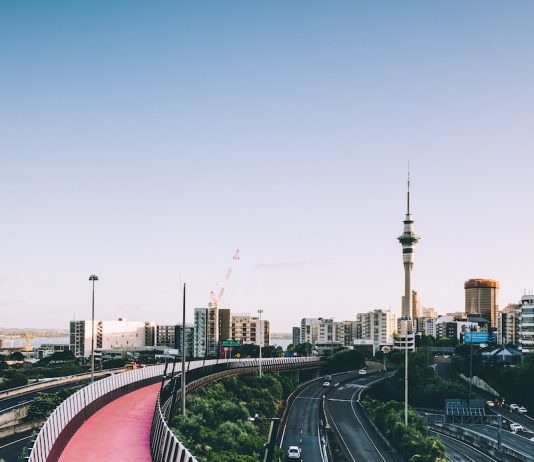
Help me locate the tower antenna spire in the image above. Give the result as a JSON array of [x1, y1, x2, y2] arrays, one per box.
[[407, 161, 410, 214]]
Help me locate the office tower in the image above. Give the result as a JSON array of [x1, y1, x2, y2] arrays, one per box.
[[292, 327, 301, 346], [398, 173, 420, 320], [464, 278, 499, 329], [519, 295, 534, 353]]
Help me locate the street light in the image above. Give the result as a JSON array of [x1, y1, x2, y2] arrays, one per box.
[[89, 274, 98, 383], [258, 309, 263, 378]]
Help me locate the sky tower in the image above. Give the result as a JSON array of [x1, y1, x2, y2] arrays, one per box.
[[398, 170, 420, 319]]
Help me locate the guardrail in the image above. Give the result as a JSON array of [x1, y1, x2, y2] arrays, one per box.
[[151, 357, 323, 462]]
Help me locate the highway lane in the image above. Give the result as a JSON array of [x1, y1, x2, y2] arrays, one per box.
[[459, 424, 534, 460], [325, 373, 397, 462], [432, 357, 534, 434], [0, 380, 90, 412], [280, 378, 327, 462], [429, 430, 498, 462], [0, 433, 32, 462]]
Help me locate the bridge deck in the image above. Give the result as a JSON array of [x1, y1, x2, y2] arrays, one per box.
[[58, 383, 159, 462]]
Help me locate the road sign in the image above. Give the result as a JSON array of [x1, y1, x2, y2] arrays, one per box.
[[222, 340, 240, 347]]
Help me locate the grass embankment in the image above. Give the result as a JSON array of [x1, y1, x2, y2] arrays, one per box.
[[170, 373, 295, 462]]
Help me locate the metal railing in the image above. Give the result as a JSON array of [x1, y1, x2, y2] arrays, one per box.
[[150, 357, 322, 462]]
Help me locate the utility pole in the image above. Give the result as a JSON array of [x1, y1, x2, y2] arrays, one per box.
[[181, 283, 186, 417], [258, 309, 263, 378], [89, 274, 98, 383], [469, 325, 475, 399]]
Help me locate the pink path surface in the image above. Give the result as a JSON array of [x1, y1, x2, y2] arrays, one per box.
[[58, 383, 160, 462]]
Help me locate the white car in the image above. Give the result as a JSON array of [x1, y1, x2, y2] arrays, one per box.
[[510, 404, 520, 410], [358, 369, 367, 375], [322, 381, 331, 387], [519, 407, 528, 414], [287, 446, 301, 459], [510, 423, 524, 433]]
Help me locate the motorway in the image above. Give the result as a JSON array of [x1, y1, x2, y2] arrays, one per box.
[[460, 424, 534, 460], [280, 377, 328, 462], [429, 430, 498, 462], [0, 380, 92, 412], [0, 433, 33, 462], [432, 357, 534, 433], [325, 373, 397, 462]]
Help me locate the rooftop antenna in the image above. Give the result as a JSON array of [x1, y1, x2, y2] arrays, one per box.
[[407, 161, 411, 215]]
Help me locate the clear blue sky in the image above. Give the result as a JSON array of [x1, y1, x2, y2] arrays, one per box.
[[1, 1, 533, 331]]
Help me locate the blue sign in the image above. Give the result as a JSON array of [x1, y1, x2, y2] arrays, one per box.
[[463, 332, 492, 344]]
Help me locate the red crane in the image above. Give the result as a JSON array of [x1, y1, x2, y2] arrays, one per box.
[[210, 249, 240, 307]]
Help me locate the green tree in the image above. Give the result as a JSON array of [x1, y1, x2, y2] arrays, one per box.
[[325, 349, 365, 373]]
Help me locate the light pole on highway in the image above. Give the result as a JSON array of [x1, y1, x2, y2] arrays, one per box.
[[258, 309, 263, 378], [89, 274, 98, 383]]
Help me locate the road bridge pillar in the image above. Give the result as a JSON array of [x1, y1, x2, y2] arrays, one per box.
[[291, 370, 300, 383]]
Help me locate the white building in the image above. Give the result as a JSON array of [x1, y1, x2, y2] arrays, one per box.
[[356, 309, 397, 354], [299, 318, 343, 350], [230, 314, 270, 347], [497, 304, 520, 345], [519, 295, 534, 353], [69, 318, 156, 358]]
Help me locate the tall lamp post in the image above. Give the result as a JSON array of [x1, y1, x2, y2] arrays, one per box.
[[258, 309, 263, 378], [89, 274, 98, 383]]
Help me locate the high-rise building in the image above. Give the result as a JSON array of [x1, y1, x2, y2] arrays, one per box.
[[497, 304, 520, 345], [193, 308, 208, 358], [356, 309, 397, 354], [398, 174, 420, 320], [519, 295, 534, 353], [155, 325, 176, 348], [176, 324, 195, 358], [230, 314, 270, 347], [342, 320, 357, 347], [292, 327, 301, 346], [464, 279, 499, 329], [69, 318, 156, 358], [156, 324, 194, 357], [299, 318, 343, 351], [219, 308, 231, 341]]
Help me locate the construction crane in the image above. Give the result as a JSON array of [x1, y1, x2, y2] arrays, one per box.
[[209, 249, 240, 308]]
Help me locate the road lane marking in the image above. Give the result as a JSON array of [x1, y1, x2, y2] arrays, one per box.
[[430, 430, 498, 462], [349, 379, 387, 462], [0, 435, 32, 450]]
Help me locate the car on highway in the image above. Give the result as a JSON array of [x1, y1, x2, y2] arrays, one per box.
[[287, 445, 301, 459], [518, 406, 528, 414], [510, 403, 520, 410], [358, 368, 367, 375], [322, 380, 331, 387], [510, 423, 524, 433], [485, 400, 495, 407]]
